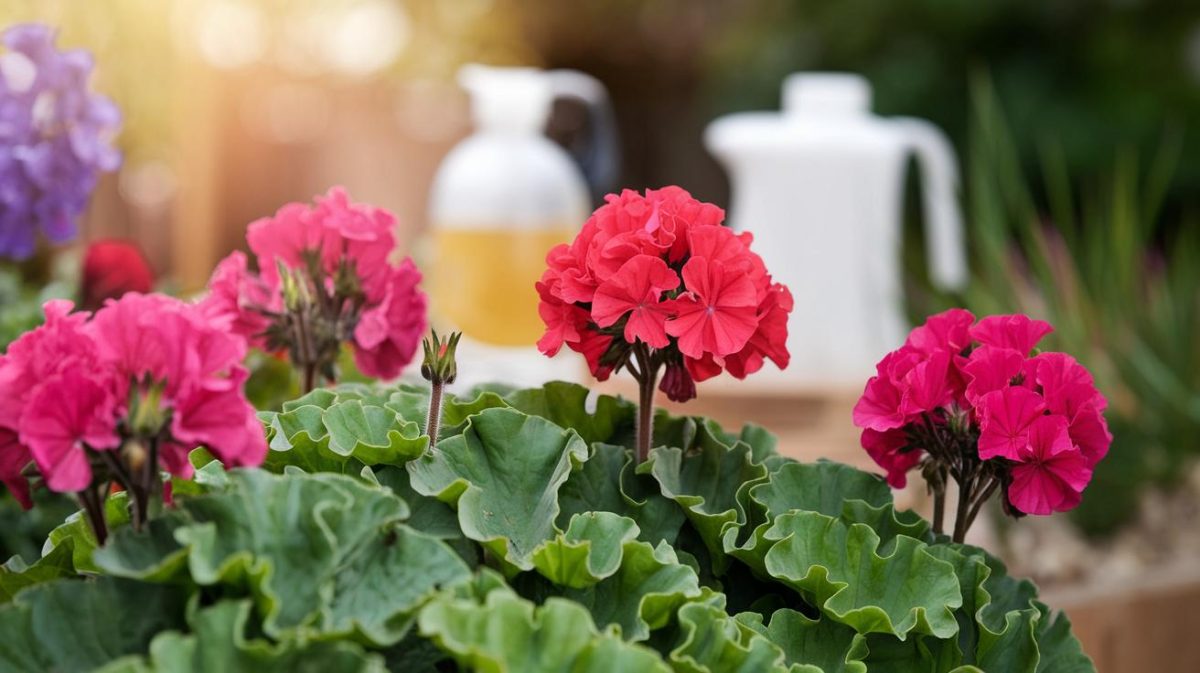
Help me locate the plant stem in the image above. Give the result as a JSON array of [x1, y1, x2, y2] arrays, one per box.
[[932, 486, 946, 536], [426, 380, 444, 446], [962, 476, 999, 535], [632, 344, 659, 464], [293, 306, 318, 394], [952, 471, 976, 543], [302, 362, 317, 395], [78, 487, 107, 546]]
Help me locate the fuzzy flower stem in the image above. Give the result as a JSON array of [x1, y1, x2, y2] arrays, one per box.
[[426, 379, 444, 445], [632, 342, 659, 464]]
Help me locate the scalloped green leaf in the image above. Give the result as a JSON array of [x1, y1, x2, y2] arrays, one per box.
[[644, 424, 768, 573], [0, 537, 75, 603], [556, 538, 703, 641], [1033, 606, 1095, 672], [745, 609, 868, 673], [750, 461, 891, 519], [263, 398, 426, 475], [669, 602, 791, 673], [102, 597, 384, 671], [126, 600, 385, 673], [758, 511, 962, 639], [731, 462, 930, 557], [857, 632, 975, 673], [0, 577, 187, 673], [418, 590, 670, 672], [98, 470, 468, 646], [557, 443, 687, 547], [505, 381, 636, 445], [407, 407, 588, 570], [532, 512, 639, 588], [385, 385, 510, 436]]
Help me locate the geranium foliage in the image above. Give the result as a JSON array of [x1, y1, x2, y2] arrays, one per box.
[[0, 381, 1094, 672]]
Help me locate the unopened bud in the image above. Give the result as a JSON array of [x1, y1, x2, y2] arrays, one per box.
[[421, 329, 461, 385], [122, 439, 149, 474]]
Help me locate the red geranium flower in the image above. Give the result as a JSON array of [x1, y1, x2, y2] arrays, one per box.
[[536, 186, 791, 410]]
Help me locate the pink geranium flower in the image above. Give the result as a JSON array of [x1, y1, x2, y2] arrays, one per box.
[[19, 368, 120, 492], [1007, 415, 1093, 515], [853, 309, 1110, 534], [969, 314, 1053, 355], [978, 386, 1047, 460], [852, 349, 918, 432], [905, 308, 975, 356], [202, 187, 427, 385], [0, 295, 266, 520], [962, 345, 1025, 407], [0, 428, 33, 508], [861, 428, 921, 488]]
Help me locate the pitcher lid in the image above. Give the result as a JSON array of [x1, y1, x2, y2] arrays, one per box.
[[783, 73, 872, 118]]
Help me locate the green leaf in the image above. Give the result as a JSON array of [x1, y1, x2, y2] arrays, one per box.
[[531, 512, 639, 588], [668, 602, 790, 673], [734, 461, 930, 554], [98, 469, 468, 646], [757, 511, 963, 639], [505, 381, 636, 445], [141, 599, 385, 672], [385, 385, 509, 436], [0, 577, 187, 673], [748, 461, 891, 520], [418, 589, 670, 672], [325, 524, 472, 644], [1033, 606, 1095, 673], [557, 443, 687, 547], [407, 407, 588, 570], [263, 398, 426, 475], [644, 424, 768, 573], [323, 400, 427, 463], [554, 536, 703, 641], [0, 538, 75, 603], [746, 609, 868, 673], [45, 490, 132, 573]]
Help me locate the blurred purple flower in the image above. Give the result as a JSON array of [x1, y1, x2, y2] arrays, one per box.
[[0, 23, 121, 260]]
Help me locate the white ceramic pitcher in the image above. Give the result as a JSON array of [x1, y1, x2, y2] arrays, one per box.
[[705, 73, 967, 389]]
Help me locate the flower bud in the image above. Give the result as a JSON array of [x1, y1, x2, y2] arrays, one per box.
[[421, 329, 461, 385], [659, 360, 696, 402]]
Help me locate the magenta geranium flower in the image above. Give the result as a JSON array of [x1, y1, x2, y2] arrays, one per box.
[[0, 295, 265, 540], [852, 309, 1112, 540], [1007, 415, 1092, 515], [202, 187, 427, 389]]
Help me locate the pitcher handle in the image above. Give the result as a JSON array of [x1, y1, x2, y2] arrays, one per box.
[[895, 117, 968, 290], [547, 70, 621, 201]]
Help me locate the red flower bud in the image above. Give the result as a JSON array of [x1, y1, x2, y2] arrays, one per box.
[[81, 239, 154, 311]]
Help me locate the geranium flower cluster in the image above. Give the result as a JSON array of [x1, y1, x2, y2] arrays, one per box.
[[537, 186, 791, 401], [853, 309, 1112, 538], [202, 187, 427, 389], [537, 186, 791, 462], [0, 294, 265, 540], [0, 24, 121, 259]]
